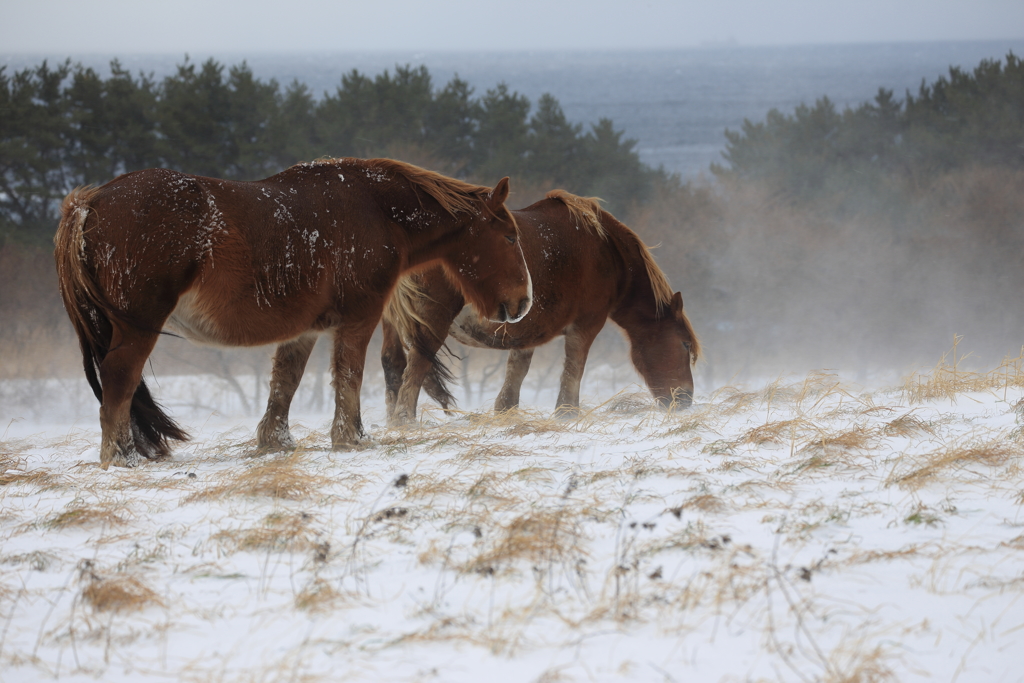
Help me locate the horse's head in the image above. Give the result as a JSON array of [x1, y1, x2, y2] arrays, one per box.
[[629, 291, 699, 410], [442, 177, 532, 324]]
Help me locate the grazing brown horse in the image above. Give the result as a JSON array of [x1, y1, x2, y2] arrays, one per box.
[[55, 158, 532, 469], [381, 190, 700, 424]]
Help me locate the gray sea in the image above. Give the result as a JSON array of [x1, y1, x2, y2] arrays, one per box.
[[4, 40, 1023, 178]]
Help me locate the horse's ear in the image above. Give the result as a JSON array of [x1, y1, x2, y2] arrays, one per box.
[[671, 291, 684, 315], [487, 177, 511, 207]]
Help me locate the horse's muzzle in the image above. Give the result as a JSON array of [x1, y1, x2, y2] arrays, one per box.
[[657, 388, 693, 411], [496, 296, 532, 324]]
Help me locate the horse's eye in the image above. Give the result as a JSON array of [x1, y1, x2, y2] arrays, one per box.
[[505, 235, 516, 245]]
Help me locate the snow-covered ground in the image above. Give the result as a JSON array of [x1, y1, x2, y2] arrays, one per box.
[[1, 359, 1022, 682]]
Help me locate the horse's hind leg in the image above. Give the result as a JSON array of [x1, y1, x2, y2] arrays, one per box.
[[494, 348, 534, 412], [390, 347, 439, 426], [98, 329, 161, 469], [330, 322, 376, 449], [381, 320, 407, 424], [256, 333, 317, 451]]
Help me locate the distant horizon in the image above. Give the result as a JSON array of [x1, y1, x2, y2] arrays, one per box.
[[5, 37, 1024, 59]]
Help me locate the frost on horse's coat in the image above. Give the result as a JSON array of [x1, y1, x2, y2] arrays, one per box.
[[55, 158, 531, 469], [380, 189, 701, 424]]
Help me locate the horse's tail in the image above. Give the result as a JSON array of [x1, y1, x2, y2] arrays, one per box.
[[384, 276, 457, 409], [54, 188, 189, 455]]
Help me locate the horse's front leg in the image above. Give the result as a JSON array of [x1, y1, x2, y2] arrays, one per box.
[[330, 323, 376, 449], [98, 330, 160, 469], [256, 333, 317, 451], [494, 348, 534, 412], [554, 323, 602, 417]]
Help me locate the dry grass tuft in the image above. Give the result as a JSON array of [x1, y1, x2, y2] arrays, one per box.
[[78, 561, 165, 613], [43, 499, 131, 530], [901, 338, 1024, 403], [294, 578, 346, 613], [791, 425, 876, 473], [185, 450, 321, 502], [458, 510, 587, 575], [502, 419, 571, 438], [882, 413, 934, 438], [0, 466, 58, 489], [459, 444, 530, 461], [603, 392, 654, 414], [715, 386, 760, 415], [213, 511, 319, 554], [0, 448, 59, 489], [844, 546, 921, 565], [668, 493, 726, 516], [887, 438, 1022, 488], [743, 418, 808, 446], [824, 645, 897, 683]]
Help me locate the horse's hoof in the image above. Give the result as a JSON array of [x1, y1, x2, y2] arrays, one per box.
[[552, 405, 581, 420], [256, 437, 298, 454], [104, 447, 141, 469], [331, 439, 365, 451], [387, 412, 417, 428]]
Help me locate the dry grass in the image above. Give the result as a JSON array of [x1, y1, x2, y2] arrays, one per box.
[[886, 438, 1022, 489], [668, 493, 726, 515], [184, 450, 322, 502], [294, 578, 347, 613], [882, 412, 935, 438], [787, 424, 877, 474], [456, 509, 588, 576], [0, 465, 58, 489], [42, 499, 132, 530], [901, 337, 1024, 403], [823, 645, 897, 683], [78, 561, 165, 614], [213, 511, 320, 555], [743, 418, 808, 446], [602, 392, 655, 414], [459, 444, 531, 461], [502, 418, 573, 438]]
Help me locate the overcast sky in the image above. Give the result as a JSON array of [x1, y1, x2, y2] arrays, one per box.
[[2, 0, 1023, 53]]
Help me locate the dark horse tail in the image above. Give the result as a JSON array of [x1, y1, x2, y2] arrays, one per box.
[[54, 188, 189, 457]]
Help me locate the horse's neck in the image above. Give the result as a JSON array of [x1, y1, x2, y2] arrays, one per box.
[[396, 204, 465, 267], [609, 231, 660, 327]]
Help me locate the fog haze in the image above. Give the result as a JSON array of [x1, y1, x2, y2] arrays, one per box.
[[2, 0, 1022, 53]]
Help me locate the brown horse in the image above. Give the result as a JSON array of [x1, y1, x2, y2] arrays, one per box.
[[55, 158, 532, 469], [381, 190, 700, 424]]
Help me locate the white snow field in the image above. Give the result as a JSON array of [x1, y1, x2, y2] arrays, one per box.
[[1, 352, 1023, 683]]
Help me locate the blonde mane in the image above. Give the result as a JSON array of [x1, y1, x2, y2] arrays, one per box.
[[638, 241, 701, 361], [606, 213, 700, 361], [312, 158, 495, 216], [545, 190, 607, 239]]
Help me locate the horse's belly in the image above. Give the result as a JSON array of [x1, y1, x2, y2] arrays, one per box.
[[165, 291, 233, 346]]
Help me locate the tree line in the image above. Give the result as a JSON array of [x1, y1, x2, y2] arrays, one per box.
[[0, 58, 658, 245], [714, 52, 1024, 208]]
